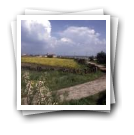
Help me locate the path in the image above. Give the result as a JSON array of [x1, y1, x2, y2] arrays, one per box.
[[56, 75, 106, 101], [87, 61, 106, 72]]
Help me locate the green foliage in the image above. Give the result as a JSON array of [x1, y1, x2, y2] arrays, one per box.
[[47, 54, 53, 58], [96, 51, 106, 64], [22, 69, 104, 91], [89, 56, 94, 61], [21, 71, 60, 105]]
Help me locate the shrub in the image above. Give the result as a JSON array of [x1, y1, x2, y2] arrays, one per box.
[[96, 51, 106, 64], [89, 56, 94, 61], [21, 71, 59, 105], [47, 54, 53, 58]]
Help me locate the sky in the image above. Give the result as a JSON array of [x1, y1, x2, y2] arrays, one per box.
[[21, 20, 106, 56]]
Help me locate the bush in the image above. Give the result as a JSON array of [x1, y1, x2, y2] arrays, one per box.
[[96, 51, 106, 64], [76, 59, 87, 64], [89, 56, 94, 61], [47, 54, 53, 58]]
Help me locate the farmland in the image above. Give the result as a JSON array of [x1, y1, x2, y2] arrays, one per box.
[[21, 57, 84, 69]]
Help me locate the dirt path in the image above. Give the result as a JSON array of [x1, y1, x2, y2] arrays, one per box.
[[56, 75, 106, 101], [87, 61, 106, 72]]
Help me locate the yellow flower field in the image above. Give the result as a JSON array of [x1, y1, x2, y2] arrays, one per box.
[[21, 57, 82, 69]]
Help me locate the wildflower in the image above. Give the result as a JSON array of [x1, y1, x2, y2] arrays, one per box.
[[22, 72, 60, 105]]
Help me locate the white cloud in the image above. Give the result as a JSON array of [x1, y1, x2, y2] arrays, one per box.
[[59, 26, 102, 44], [22, 20, 51, 39], [21, 20, 52, 54], [55, 26, 106, 55], [60, 37, 73, 43], [24, 20, 51, 32], [21, 21, 106, 56]]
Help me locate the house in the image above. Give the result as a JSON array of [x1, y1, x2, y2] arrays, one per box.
[[38, 55, 42, 57], [22, 54, 27, 56], [22, 54, 29, 57], [53, 55, 57, 58]]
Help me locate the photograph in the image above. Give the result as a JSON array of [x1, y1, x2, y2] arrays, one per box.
[[17, 15, 110, 110]]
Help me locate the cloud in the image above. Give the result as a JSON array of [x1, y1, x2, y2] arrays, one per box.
[[59, 26, 104, 44], [21, 21, 106, 56], [21, 20, 52, 54], [23, 20, 51, 38], [60, 37, 73, 43], [55, 26, 106, 55]]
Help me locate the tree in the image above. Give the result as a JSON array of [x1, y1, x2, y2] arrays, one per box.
[[89, 56, 94, 61], [96, 51, 106, 64]]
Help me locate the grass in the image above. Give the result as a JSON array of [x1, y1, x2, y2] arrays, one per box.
[[21, 57, 84, 69], [21, 69, 104, 92], [60, 90, 106, 105]]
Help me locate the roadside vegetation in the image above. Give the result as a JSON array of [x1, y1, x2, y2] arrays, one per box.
[[89, 51, 106, 67], [22, 69, 104, 92]]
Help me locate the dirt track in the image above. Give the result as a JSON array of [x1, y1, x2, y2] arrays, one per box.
[[57, 75, 106, 101]]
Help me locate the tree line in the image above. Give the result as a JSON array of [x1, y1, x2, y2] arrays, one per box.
[[89, 51, 106, 64]]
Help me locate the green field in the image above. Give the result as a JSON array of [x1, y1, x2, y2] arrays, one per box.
[[21, 69, 104, 92], [21, 57, 84, 69]]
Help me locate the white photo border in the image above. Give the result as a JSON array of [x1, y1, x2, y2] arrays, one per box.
[[17, 15, 110, 110]]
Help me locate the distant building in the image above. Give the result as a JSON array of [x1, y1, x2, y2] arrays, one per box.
[[22, 54, 29, 57], [38, 55, 42, 57], [53, 55, 57, 58], [22, 54, 26, 56]]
